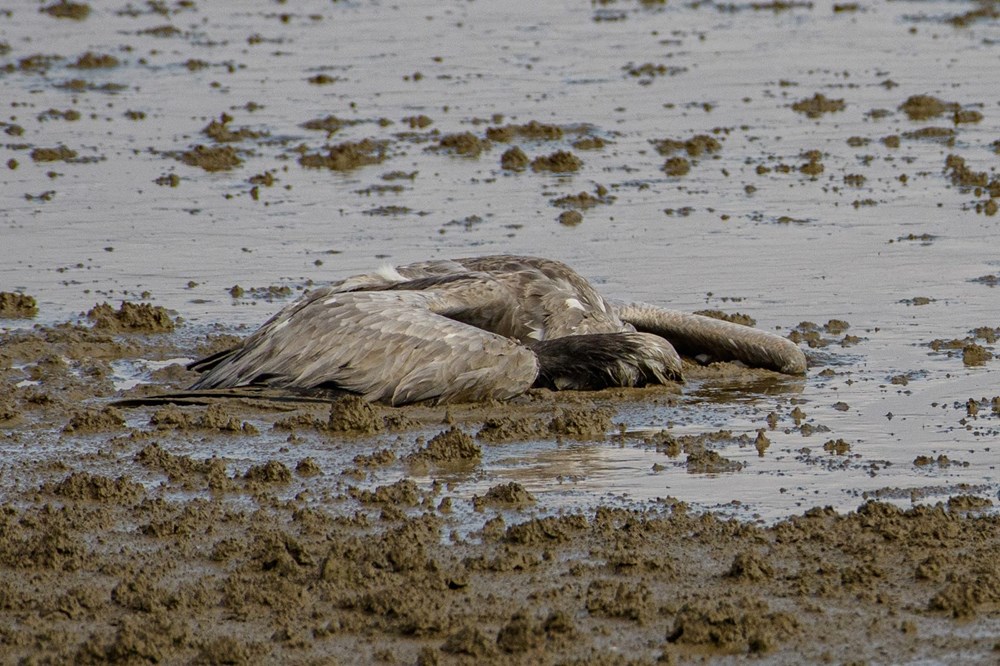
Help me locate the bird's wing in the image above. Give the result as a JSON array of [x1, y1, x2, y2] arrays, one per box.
[[615, 302, 807, 375], [453, 255, 625, 340], [190, 287, 539, 406]]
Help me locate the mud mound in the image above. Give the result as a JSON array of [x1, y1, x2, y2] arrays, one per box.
[[0, 292, 38, 318], [87, 302, 175, 333], [406, 426, 481, 465]]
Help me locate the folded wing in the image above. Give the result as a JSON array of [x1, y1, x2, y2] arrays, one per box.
[[190, 282, 539, 406]]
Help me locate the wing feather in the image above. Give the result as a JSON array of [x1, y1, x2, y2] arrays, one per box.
[[190, 287, 539, 405]]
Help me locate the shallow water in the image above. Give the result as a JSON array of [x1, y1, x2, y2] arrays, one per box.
[[2, 0, 998, 522]]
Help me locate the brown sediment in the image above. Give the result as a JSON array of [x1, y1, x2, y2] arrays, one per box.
[[899, 94, 958, 121], [551, 187, 613, 210], [0, 292, 38, 318], [662, 156, 690, 176], [500, 146, 529, 170], [473, 482, 536, 510], [327, 395, 386, 434], [298, 139, 385, 171], [405, 426, 482, 465], [694, 310, 756, 326], [0, 318, 998, 664], [178, 144, 243, 171], [69, 51, 118, 68], [651, 134, 721, 157], [3, 2, 1000, 662], [791, 93, 846, 118], [434, 132, 489, 157], [530, 150, 582, 173], [202, 114, 263, 143], [557, 210, 583, 226], [41, 1, 90, 20], [301, 115, 359, 134], [86, 301, 175, 333], [30, 146, 77, 162], [486, 121, 563, 142], [63, 406, 127, 433]]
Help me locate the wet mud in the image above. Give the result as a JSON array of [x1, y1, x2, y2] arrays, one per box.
[[2, 0, 1000, 663], [2, 319, 999, 663]]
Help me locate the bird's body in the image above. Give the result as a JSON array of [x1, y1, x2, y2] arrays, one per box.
[[188, 255, 806, 405]]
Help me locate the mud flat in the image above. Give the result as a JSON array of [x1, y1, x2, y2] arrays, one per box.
[[2, 0, 1000, 662], [0, 319, 998, 664]]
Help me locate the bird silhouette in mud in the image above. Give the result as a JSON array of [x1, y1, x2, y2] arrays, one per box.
[[173, 255, 807, 407]]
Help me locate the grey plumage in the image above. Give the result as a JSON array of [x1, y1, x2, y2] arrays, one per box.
[[188, 255, 806, 405]]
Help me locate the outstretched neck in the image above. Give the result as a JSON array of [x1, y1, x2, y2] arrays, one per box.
[[614, 302, 807, 375]]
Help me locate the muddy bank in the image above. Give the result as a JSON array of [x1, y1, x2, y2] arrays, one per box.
[[1, 318, 999, 664], [3, 470, 998, 664]]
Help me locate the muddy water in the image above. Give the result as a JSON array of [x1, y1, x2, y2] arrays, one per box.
[[4, 0, 996, 519], [1, 1, 999, 662]]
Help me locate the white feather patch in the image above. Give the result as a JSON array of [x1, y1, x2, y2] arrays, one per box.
[[565, 297, 585, 311], [376, 264, 408, 284]]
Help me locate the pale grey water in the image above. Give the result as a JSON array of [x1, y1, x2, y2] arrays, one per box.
[[1, 0, 998, 521]]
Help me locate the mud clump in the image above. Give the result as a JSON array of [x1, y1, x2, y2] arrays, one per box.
[[87, 301, 175, 333], [662, 156, 690, 176], [178, 144, 243, 172], [500, 146, 529, 171], [42, 1, 90, 19], [686, 449, 745, 473], [31, 145, 77, 162], [135, 442, 232, 490], [63, 406, 126, 433], [531, 150, 582, 173], [899, 94, 959, 121], [651, 134, 721, 157], [799, 149, 824, 177], [70, 51, 119, 69], [486, 121, 564, 142], [441, 626, 495, 657], [434, 132, 488, 157], [301, 115, 359, 134], [47, 471, 144, 503], [476, 415, 548, 442], [946, 494, 993, 512], [552, 187, 613, 210], [0, 292, 38, 318], [694, 309, 755, 327], [727, 551, 775, 581], [151, 404, 259, 434], [585, 580, 652, 622], [962, 343, 992, 366], [350, 478, 422, 506], [473, 482, 535, 510], [791, 93, 846, 118], [202, 113, 262, 143], [548, 406, 613, 438], [327, 395, 385, 433], [406, 426, 481, 465], [558, 210, 583, 226], [298, 139, 385, 171], [668, 597, 797, 653], [243, 460, 292, 484]]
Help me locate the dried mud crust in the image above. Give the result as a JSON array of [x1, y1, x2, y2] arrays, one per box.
[[0, 322, 998, 663]]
